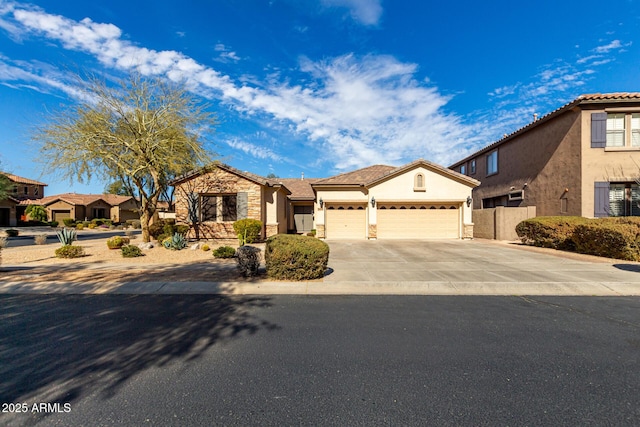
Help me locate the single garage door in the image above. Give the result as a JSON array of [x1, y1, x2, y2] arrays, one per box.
[[52, 210, 72, 223], [326, 205, 366, 239], [377, 204, 459, 239]]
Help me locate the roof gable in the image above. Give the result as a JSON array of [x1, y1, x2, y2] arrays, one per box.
[[367, 159, 479, 188], [2, 173, 47, 186]]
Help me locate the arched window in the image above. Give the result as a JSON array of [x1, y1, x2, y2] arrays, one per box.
[[414, 173, 426, 191]]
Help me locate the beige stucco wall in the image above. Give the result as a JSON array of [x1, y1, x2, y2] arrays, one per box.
[[264, 187, 288, 236], [46, 200, 76, 221], [473, 206, 536, 240], [580, 108, 640, 217], [314, 187, 368, 234]]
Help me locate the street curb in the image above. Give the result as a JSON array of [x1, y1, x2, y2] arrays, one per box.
[[1, 280, 638, 296]]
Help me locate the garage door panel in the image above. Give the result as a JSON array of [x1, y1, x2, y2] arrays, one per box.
[[326, 206, 366, 239], [377, 205, 459, 239]]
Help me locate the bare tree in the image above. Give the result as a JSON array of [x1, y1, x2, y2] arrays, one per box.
[[34, 72, 215, 242]]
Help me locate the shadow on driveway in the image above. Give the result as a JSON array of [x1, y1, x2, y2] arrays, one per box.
[[0, 294, 278, 423]]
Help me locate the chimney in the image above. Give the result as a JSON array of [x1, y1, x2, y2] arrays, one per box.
[[301, 172, 304, 181], [533, 113, 538, 121]]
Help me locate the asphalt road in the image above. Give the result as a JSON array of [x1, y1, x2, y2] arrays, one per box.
[[1, 295, 639, 426]]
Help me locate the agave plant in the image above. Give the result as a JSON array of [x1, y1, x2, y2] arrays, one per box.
[[56, 228, 77, 245], [163, 232, 187, 250]]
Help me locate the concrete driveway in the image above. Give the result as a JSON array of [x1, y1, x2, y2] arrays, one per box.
[[323, 239, 640, 295]]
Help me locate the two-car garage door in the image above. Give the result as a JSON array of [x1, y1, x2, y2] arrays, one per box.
[[377, 204, 460, 239], [325, 203, 460, 239]]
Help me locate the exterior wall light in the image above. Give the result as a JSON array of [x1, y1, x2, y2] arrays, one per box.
[[466, 196, 472, 207], [319, 198, 323, 208], [370, 197, 376, 208]]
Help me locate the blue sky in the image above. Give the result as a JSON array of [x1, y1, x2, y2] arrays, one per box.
[[0, 0, 638, 195]]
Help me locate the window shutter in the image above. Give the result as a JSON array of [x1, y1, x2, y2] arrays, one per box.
[[237, 192, 248, 219], [591, 113, 607, 148], [594, 182, 610, 217]]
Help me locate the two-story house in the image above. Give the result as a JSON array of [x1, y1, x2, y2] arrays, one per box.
[[450, 93, 640, 219], [0, 173, 48, 226]]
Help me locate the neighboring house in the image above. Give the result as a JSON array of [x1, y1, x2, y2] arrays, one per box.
[[33, 193, 140, 223], [0, 173, 47, 226], [172, 159, 479, 240], [449, 93, 640, 219]]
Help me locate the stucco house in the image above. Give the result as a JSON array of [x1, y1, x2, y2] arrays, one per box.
[[172, 160, 479, 240], [0, 173, 47, 226], [36, 193, 140, 223], [449, 93, 640, 219]]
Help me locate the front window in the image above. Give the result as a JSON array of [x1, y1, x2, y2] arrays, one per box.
[[486, 151, 498, 175], [460, 165, 466, 175], [200, 194, 237, 222], [470, 159, 476, 174], [414, 173, 425, 191], [609, 183, 640, 217], [606, 113, 625, 147]]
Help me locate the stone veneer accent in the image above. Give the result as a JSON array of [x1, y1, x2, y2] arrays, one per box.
[[368, 224, 377, 239], [316, 224, 325, 239], [265, 224, 279, 237], [174, 168, 263, 240], [463, 223, 474, 239]]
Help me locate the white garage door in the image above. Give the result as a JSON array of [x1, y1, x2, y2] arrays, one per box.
[[325, 205, 366, 239], [377, 204, 460, 239]]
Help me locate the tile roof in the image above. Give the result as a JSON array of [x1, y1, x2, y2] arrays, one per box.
[[450, 92, 640, 168], [34, 193, 134, 206], [277, 178, 320, 200], [313, 165, 396, 185], [2, 173, 47, 186]]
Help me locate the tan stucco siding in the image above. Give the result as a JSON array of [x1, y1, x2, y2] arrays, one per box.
[[469, 109, 582, 216], [580, 109, 640, 217]]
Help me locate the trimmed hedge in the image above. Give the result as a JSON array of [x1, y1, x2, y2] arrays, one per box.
[[106, 236, 130, 249], [515, 216, 589, 250], [516, 216, 640, 261], [55, 245, 85, 259], [265, 234, 329, 280], [572, 219, 640, 261]]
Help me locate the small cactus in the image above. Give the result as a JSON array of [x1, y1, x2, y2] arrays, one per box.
[[163, 232, 187, 250]]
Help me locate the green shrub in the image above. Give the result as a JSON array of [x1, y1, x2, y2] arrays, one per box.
[[515, 216, 589, 250], [126, 219, 142, 229], [76, 223, 84, 230], [163, 232, 187, 250], [49, 221, 59, 227], [5, 229, 18, 237], [265, 234, 330, 280], [55, 245, 85, 259], [106, 235, 130, 249], [233, 219, 263, 245], [25, 205, 48, 222], [149, 219, 178, 239], [212, 245, 236, 258], [121, 244, 144, 258], [572, 221, 640, 261], [156, 233, 170, 244], [176, 224, 190, 235], [62, 218, 75, 227]]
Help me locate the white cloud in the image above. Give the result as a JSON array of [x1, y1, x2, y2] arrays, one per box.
[[321, 0, 383, 26], [213, 43, 240, 63], [594, 39, 623, 53], [225, 138, 284, 162], [0, 3, 481, 169]]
